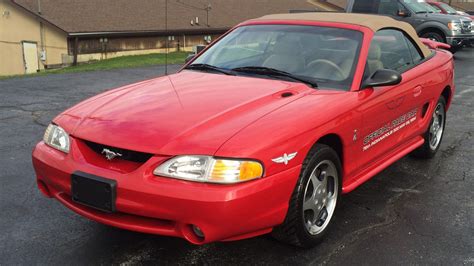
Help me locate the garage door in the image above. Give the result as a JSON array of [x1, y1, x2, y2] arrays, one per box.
[[22, 42, 39, 74]]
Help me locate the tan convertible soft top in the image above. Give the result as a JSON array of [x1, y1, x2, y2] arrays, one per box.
[[254, 13, 431, 57]]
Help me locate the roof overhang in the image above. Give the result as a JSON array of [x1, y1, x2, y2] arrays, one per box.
[[68, 28, 230, 38], [9, 0, 68, 34]]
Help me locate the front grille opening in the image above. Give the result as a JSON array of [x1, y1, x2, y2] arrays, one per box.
[[84, 140, 153, 163]]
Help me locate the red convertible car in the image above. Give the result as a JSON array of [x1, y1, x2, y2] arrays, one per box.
[[32, 13, 454, 247]]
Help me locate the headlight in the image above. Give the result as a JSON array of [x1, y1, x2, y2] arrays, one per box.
[[448, 21, 462, 31], [154, 155, 263, 184], [43, 124, 70, 153]]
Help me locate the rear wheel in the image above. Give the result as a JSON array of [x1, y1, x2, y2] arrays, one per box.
[[272, 144, 342, 248], [412, 97, 446, 159]]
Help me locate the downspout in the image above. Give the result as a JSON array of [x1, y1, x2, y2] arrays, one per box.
[[38, 0, 46, 68], [73, 37, 78, 66], [39, 22, 45, 63]]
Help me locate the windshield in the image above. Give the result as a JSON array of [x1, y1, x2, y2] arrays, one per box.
[[421, 2, 441, 13], [439, 3, 458, 14], [427, 3, 443, 13], [402, 0, 432, 13], [191, 25, 363, 90]]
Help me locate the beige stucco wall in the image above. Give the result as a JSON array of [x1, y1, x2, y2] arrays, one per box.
[[42, 23, 68, 68], [0, 0, 68, 76]]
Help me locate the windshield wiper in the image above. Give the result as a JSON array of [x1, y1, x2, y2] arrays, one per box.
[[415, 11, 428, 14], [232, 66, 318, 88], [184, 64, 235, 76]]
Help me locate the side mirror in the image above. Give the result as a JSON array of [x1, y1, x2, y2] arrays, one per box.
[[362, 69, 402, 89], [397, 10, 410, 17], [185, 54, 195, 63]]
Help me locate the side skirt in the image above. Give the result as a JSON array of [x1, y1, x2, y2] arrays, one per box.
[[342, 136, 425, 193]]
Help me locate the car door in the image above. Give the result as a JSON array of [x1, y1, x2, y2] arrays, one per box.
[[369, 0, 425, 30], [355, 29, 427, 171]]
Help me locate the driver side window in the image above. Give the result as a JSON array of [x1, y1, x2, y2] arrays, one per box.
[[366, 29, 421, 78], [377, 0, 404, 16]]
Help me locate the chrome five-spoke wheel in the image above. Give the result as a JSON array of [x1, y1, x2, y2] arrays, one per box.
[[429, 102, 445, 150], [272, 144, 341, 248], [412, 96, 447, 159], [303, 160, 338, 235]]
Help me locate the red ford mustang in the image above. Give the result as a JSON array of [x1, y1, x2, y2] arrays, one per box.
[[32, 13, 455, 247]]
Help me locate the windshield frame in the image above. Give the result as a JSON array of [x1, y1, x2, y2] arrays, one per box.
[[420, 2, 441, 13], [439, 2, 458, 15], [181, 21, 368, 91]]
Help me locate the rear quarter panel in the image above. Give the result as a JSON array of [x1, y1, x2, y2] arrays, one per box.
[[416, 49, 455, 111]]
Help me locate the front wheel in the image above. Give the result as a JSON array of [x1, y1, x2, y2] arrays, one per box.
[[272, 144, 342, 248], [412, 97, 447, 159], [421, 31, 445, 43]]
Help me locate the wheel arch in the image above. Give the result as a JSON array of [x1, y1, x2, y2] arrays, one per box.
[[441, 85, 452, 108], [418, 27, 447, 42], [313, 133, 344, 170]]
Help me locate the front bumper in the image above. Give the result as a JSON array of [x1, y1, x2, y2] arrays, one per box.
[[446, 33, 474, 47], [32, 139, 300, 244]]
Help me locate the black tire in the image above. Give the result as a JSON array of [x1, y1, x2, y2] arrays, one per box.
[[272, 144, 342, 248], [412, 97, 447, 159], [421, 31, 445, 43], [449, 46, 461, 54]]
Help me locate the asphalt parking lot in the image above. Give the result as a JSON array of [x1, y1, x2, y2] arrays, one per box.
[[1, 50, 473, 265]]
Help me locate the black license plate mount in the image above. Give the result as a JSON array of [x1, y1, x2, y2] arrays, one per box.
[[71, 171, 117, 213]]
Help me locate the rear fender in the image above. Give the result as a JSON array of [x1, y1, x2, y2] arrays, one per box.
[[420, 38, 451, 50]]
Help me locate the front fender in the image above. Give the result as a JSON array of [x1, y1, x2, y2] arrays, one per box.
[[215, 91, 361, 178]]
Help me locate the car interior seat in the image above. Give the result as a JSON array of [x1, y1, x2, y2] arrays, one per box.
[[262, 36, 305, 73], [367, 43, 384, 76]]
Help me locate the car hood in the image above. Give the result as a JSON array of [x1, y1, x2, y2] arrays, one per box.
[[55, 71, 310, 155], [421, 12, 468, 22]]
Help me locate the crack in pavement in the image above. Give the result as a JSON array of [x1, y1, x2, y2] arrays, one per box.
[[444, 171, 467, 184], [0, 101, 54, 109], [0, 105, 61, 127], [439, 131, 472, 160], [404, 213, 437, 240]]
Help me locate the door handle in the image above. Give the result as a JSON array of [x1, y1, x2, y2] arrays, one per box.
[[413, 86, 422, 97]]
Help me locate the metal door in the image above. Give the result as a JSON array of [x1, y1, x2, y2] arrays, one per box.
[[22, 42, 39, 74]]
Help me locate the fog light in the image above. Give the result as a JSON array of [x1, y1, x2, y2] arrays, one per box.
[[192, 225, 205, 239]]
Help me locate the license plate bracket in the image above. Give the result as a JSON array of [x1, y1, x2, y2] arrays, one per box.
[[71, 171, 117, 213]]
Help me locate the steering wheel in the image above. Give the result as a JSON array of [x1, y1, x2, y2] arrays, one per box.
[[306, 59, 345, 81]]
